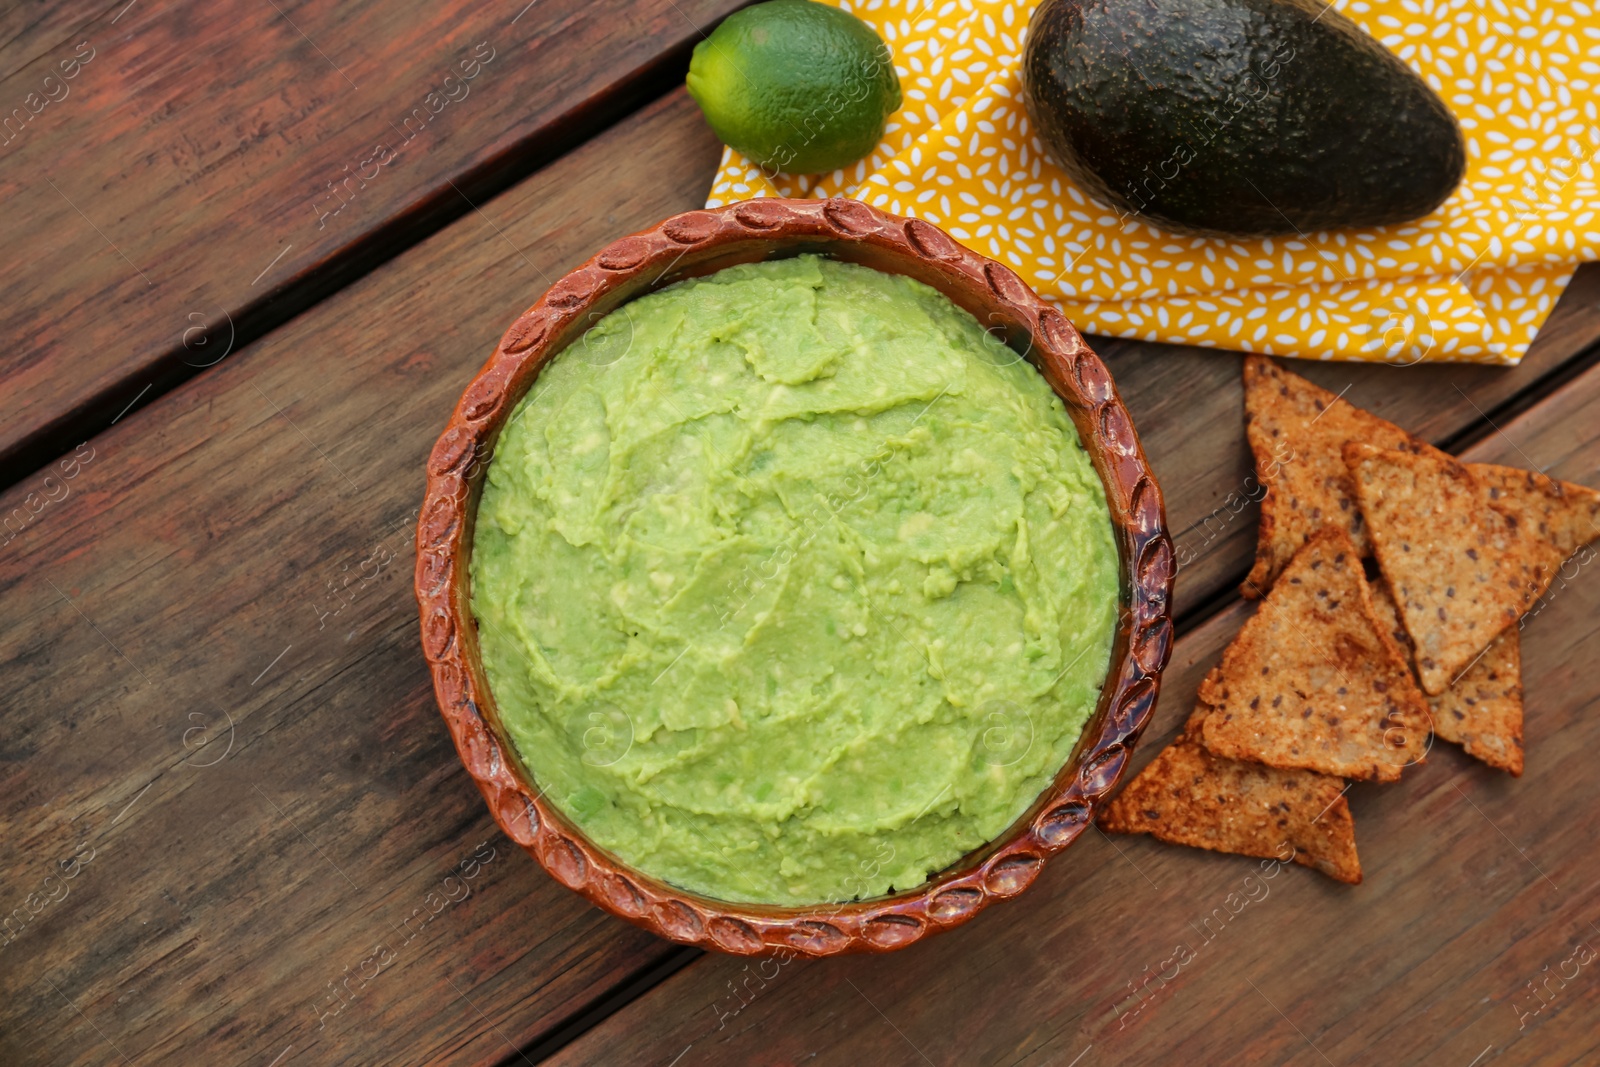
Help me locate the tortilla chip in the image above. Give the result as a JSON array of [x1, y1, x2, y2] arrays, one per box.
[[1368, 579, 1524, 776], [1345, 444, 1539, 695], [1241, 357, 1427, 597], [1362, 568, 1412, 654], [1099, 678, 1361, 884], [1471, 462, 1600, 574], [1198, 527, 1431, 782]]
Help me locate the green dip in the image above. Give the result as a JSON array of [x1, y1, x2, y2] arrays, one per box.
[[471, 255, 1119, 905]]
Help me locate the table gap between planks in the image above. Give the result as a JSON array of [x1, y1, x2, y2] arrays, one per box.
[[0, 0, 746, 488], [2, 20, 1599, 1067], [0, 0, 108, 83]]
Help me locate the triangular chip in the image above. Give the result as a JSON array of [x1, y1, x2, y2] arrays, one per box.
[[1099, 679, 1361, 884], [1345, 444, 1539, 695], [1198, 527, 1430, 781], [1367, 578, 1523, 775], [1241, 357, 1428, 597], [1472, 462, 1600, 575], [1434, 631, 1524, 775]]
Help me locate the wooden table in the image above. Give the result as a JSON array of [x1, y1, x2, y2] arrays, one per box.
[[3, 4, 1598, 1064]]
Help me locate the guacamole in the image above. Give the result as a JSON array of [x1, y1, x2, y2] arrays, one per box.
[[471, 255, 1119, 905]]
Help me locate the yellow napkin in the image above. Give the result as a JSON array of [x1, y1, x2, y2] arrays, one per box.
[[706, 0, 1600, 364]]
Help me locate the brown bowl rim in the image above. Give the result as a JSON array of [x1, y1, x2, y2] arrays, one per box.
[[415, 197, 1173, 957]]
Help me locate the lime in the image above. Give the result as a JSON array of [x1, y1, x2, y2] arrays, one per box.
[[686, 1, 901, 176]]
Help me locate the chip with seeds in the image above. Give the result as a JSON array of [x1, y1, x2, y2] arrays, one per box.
[[1472, 462, 1600, 578], [1198, 527, 1430, 781], [1345, 444, 1539, 695], [1241, 357, 1427, 597], [1368, 579, 1523, 775], [1099, 676, 1361, 884]]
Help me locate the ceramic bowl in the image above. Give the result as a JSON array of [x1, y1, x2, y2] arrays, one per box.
[[415, 197, 1172, 957]]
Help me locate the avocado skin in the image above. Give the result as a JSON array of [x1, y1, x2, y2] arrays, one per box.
[[1021, 0, 1467, 237]]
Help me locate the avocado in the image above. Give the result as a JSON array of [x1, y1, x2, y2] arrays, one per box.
[[1020, 0, 1466, 237]]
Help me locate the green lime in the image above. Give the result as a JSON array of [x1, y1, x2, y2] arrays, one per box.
[[686, 1, 901, 176]]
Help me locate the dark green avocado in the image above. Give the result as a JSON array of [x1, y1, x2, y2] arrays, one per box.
[[1021, 0, 1467, 237]]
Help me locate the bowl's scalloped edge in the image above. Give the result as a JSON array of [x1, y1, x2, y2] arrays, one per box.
[[414, 197, 1174, 957]]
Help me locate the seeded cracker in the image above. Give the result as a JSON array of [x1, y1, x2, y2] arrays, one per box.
[[1344, 444, 1539, 695], [1471, 462, 1600, 576], [1241, 357, 1426, 597], [1368, 578, 1523, 776], [1199, 527, 1430, 781], [1099, 675, 1361, 884]]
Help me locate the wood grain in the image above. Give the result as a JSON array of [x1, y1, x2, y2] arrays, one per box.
[[0, 0, 742, 486], [543, 342, 1600, 1067], [0, 0, 106, 81], [3, 46, 1599, 1065], [0, 90, 722, 1067]]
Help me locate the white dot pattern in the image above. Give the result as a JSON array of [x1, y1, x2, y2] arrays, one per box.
[[706, 0, 1599, 364]]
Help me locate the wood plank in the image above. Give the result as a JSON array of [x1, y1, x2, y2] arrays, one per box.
[[0, 0, 742, 486], [0, 0, 106, 81], [4, 32, 1597, 1060], [0, 90, 722, 1067], [542, 346, 1600, 1067]]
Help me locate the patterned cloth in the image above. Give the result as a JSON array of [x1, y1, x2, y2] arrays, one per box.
[[706, 0, 1600, 364]]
